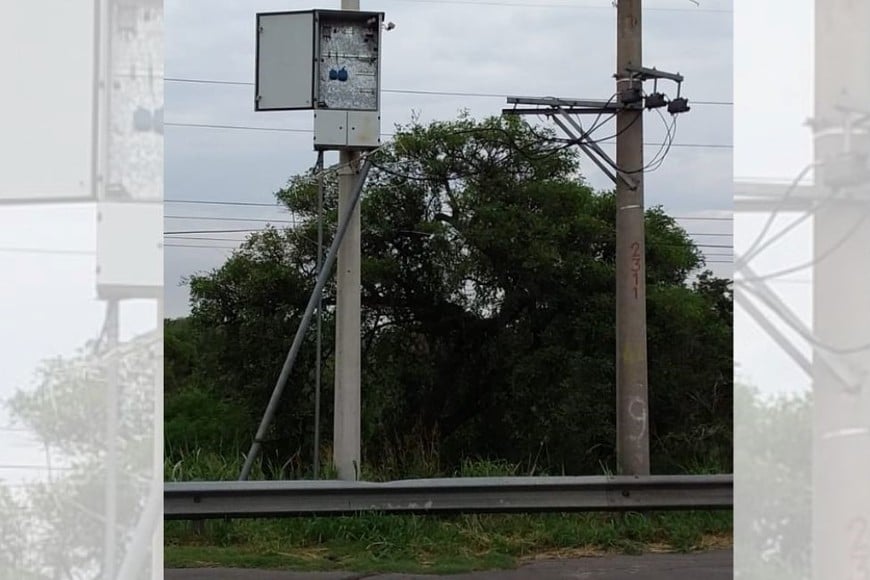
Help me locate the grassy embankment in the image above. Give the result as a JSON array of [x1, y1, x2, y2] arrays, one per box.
[[164, 450, 732, 574]]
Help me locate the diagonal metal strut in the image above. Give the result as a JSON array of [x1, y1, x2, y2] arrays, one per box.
[[239, 157, 373, 481]]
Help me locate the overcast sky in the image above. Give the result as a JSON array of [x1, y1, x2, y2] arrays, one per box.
[[164, 0, 735, 319], [734, 0, 813, 397]]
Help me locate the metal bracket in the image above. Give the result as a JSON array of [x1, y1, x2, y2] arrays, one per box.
[[504, 107, 620, 116], [503, 96, 638, 189], [507, 96, 623, 110], [621, 66, 686, 102], [624, 65, 684, 83], [737, 263, 864, 396]]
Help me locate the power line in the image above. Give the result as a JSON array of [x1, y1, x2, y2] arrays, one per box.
[[0, 247, 95, 256], [734, 163, 816, 270], [164, 198, 736, 224], [164, 243, 239, 250], [164, 242, 733, 258], [165, 78, 252, 86], [165, 121, 732, 149], [687, 243, 732, 249], [164, 122, 311, 134], [166, 199, 283, 208], [164, 236, 248, 243], [164, 228, 263, 235], [162, 229, 731, 250], [672, 215, 732, 221], [163, 77, 733, 107], [161, 215, 732, 231], [0, 464, 75, 471], [385, 0, 732, 13], [163, 226, 733, 239], [738, 211, 870, 283], [165, 215, 294, 224], [163, 230, 733, 248]]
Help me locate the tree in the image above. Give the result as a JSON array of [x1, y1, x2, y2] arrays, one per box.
[[734, 382, 811, 579], [4, 332, 159, 579], [175, 114, 732, 476]]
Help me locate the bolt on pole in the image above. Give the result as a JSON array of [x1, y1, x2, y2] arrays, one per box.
[[615, 0, 650, 476]]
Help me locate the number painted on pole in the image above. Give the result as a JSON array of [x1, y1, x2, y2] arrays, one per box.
[[631, 242, 641, 299], [850, 517, 870, 580]]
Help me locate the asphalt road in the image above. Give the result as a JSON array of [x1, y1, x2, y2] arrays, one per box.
[[165, 550, 732, 579]]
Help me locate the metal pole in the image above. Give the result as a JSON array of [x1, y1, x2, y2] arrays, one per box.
[[153, 297, 163, 578], [314, 151, 324, 479], [812, 1, 870, 577], [117, 478, 162, 580], [239, 158, 373, 481], [103, 299, 119, 579], [114, 302, 164, 580], [333, 0, 362, 482], [615, 0, 650, 476]]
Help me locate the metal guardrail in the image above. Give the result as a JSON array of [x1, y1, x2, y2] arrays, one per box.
[[164, 474, 733, 520]]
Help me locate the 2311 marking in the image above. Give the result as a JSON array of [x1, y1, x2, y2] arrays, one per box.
[[850, 517, 870, 580], [631, 242, 641, 299]]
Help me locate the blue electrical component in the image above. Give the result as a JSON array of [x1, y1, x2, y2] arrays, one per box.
[[329, 68, 339, 80], [133, 107, 152, 132], [337, 67, 348, 82]]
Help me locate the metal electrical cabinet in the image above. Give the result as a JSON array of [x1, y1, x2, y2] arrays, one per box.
[[96, 202, 163, 299], [255, 9, 384, 150], [313, 110, 382, 150], [255, 12, 318, 111]]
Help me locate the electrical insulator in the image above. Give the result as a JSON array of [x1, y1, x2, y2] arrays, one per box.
[[644, 93, 667, 109], [667, 98, 691, 115]]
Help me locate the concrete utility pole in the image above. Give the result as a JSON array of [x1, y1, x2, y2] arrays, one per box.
[[103, 299, 119, 579], [333, 0, 363, 481], [153, 298, 164, 577], [615, 0, 650, 476], [812, 0, 870, 577]]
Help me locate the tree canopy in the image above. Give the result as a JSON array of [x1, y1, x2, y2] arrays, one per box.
[[166, 114, 732, 476]]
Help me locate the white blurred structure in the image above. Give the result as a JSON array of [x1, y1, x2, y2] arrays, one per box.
[[735, 0, 870, 577], [0, 1, 163, 579]]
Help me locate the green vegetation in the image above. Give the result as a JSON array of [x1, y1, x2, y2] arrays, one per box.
[[165, 511, 732, 573], [734, 384, 810, 579], [166, 115, 732, 478], [164, 115, 734, 571], [165, 453, 731, 573], [2, 335, 160, 580]]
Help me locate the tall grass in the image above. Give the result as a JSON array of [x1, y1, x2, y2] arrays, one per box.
[[165, 444, 336, 482], [165, 447, 732, 573]]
